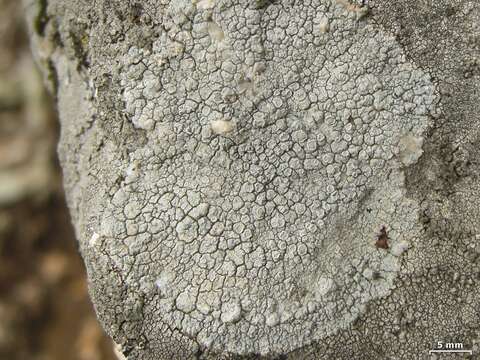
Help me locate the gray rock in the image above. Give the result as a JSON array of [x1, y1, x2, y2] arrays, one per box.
[[24, 0, 480, 358]]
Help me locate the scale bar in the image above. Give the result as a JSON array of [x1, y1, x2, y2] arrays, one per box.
[[429, 350, 473, 354]]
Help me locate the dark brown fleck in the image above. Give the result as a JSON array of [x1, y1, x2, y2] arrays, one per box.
[[375, 226, 389, 249]]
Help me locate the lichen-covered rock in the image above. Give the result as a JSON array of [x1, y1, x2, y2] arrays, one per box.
[[24, 0, 480, 359]]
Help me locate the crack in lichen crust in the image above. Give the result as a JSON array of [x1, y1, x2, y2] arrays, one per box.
[[56, 0, 440, 356]]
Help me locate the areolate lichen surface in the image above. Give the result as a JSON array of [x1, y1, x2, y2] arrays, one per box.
[[87, 0, 439, 354], [29, 0, 443, 357]]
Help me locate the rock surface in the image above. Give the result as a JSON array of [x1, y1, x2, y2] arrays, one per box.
[[24, 0, 480, 358]]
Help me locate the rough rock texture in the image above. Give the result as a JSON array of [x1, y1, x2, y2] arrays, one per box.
[[24, 0, 479, 359]]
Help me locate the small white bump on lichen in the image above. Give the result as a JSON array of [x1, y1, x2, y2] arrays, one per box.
[[207, 22, 225, 43], [210, 119, 235, 135], [125, 161, 141, 184], [315, 16, 330, 33], [123, 201, 140, 219], [398, 135, 424, 166], [155, 271, 175, 297], [88, 232, 101, 248], [189, 203, 210, 219], [253, 62, 266, 75], [336, 0, 369, 19], [390, 241, 410, 257], [238, 79, 254, 94], [194, 0, 215, 10], [196, 299, 213, 315], [314, 277, 334, 300], [176, 216, 198, 242], [221, 301, 242, 324], [266, 312, 280, 327], [176, 288, 196, 313]]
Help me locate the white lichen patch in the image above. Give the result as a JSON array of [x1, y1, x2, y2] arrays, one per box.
[[97, 0, 440, 356]]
